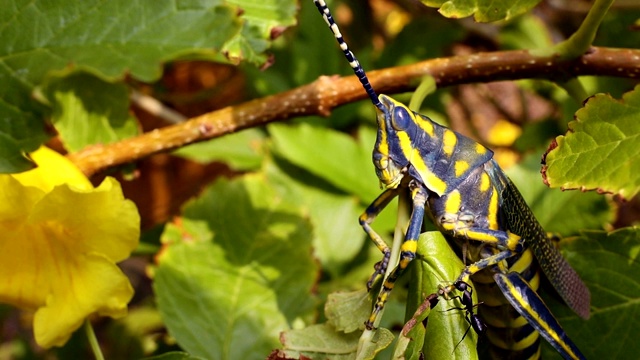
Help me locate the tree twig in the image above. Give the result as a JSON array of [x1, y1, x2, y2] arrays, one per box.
[[68, 46, 640, 177]]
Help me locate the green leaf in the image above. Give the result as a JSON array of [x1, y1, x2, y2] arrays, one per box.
[[269, 123, 381, 201], [499, 14, 554, 50], [394, 293, 438, 360], [143, 352, 206, 360], [0, 142, 37, 174], [40, 71, 139, 152], [0, 0, 296, 172], [543, 85, 640, 199], [173, 128, 266, 171], [543, 227, 640, 359], [421, 0, 541, 22], [224, 0, 297, 65], [411, 232, 478, 360], [154, 174, 317, 360], [506, 153, 613, 235], [325, 290, 371, 333], [279, 323, 360, 359], [279, 323, 394, 360], [266, 156, 369, 276]]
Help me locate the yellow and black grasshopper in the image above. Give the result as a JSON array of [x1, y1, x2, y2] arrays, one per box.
[[312, 1, 590, 358]]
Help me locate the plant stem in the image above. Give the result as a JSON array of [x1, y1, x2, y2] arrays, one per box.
[[67, 47, 640, 178], [546, 0, 615, 58], [85, 320, 105, 360], [409, 76, 437, 112], [560, 78, 590, 103], [357, 188, 410, 359]]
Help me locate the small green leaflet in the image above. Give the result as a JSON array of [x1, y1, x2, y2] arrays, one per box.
[[421, 0, 541, 22], [543, 85, 640, 199], [40, 71, 139, 152]]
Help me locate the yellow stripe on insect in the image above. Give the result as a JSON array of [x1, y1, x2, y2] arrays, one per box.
[[411, 148, 447, 195], [480, 172, 491, 192], [510, 249, 534, 274], [397, 131, 447, 194], [488, 187, 499, 230], [401, 239, 417, 256], [489, 326, 539, 350], [416, 116, 434, 137], [443, 130, 457, 156], [397, 132, 413, 159], [445, 190, 461, 214], [455, 160, 469, 177], [529, 271, 541, 291], [376, 113, 390, 158], [461, 230, 501, 243], [501, 279, 582, 359], [475, 142, 487, 154]]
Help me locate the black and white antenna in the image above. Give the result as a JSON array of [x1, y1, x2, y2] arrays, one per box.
[[312, 0, 385, 112]]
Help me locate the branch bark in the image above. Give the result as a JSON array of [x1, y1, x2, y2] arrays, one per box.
[[68, 46, 640, 177]]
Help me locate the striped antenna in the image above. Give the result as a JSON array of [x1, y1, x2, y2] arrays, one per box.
[[313, 0, 384, 111]]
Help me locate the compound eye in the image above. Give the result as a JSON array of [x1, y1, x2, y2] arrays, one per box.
[[391, 107, 412, 131]]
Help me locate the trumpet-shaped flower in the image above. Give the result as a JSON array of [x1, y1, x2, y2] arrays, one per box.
[[0, 147, 140, 348]]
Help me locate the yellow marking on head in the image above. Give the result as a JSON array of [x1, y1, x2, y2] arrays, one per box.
[[417, 117, 434, 137], [480, 172, 491, 192], [488, 187, 499, 230], [445, 190, 461, 215], [455, 160, 469, 177], [442, 130, 457, 156], [396, 132, 412, 158], [475, 142, 486, 154]]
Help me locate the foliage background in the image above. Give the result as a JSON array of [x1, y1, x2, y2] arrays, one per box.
[[1, 0, 639, 359]]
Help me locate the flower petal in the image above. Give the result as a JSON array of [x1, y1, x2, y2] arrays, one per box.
[[33, 252, 133, 348], [0, 147, 140, 348], [30, 177, 140, 262], [13, 147, 92, 192]]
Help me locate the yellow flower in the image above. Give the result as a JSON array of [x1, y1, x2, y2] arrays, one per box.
[[0, 147, 140, 348]]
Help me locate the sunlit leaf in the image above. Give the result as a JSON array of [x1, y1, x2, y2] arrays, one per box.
[[422, 0, 541, 22], [266, 156, 368, 276], [279, 323, 363, 360], [40, 71, 139, 152], [154, 175, 317, 360], [543, 85, 640, 199], [269, 123, 380, 201], [173, 128, 266, 171], [325, 290, 371, 333]]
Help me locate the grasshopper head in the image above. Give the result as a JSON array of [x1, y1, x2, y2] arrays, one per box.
[[372, 94, 420, 189]]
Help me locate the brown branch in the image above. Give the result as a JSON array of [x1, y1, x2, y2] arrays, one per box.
[[68, 46, 640, 177]]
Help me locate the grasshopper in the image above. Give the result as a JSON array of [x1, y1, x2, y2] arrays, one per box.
[[312, 1, 590, 358]]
